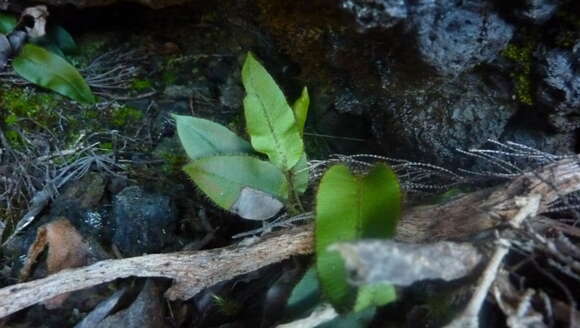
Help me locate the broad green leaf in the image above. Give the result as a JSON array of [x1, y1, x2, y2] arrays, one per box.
[[173, 114, 252, 160], [285, 268, 322, 320], [290, 153, 309, 194], [32, 25, 77, 58], [242, 52, 304, 171], [12, 44, 95, 104], [48, 25, 77, 54], [0, 12, 16, 34], [315, 164, 401, 313], [183, 155, 288, 219], [292, 86, 309, 136], [353, 283, 396, 312], [32, 37, 66, 57]]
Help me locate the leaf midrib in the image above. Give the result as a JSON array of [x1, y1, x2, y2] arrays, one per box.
[[248, 72, 288, 169]]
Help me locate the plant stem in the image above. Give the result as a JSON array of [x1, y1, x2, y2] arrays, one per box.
[[285, 171, 305, 213]]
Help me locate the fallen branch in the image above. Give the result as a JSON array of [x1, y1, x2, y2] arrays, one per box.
[[445, 194, 542, 328], [0, 224, 313, 318], [1, 156, 580, 318], [397, 156, 580, 242]]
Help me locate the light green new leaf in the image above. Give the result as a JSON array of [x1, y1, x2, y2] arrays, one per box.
[[315, 164, 401, 313], [173, 114, 252, 160], [292, 86, 309, 136], [0, 12, 16, 34], [183, 155, 289, 219], [353, 283, 396, 312], [13, 44, 95, 104], [242, 52, 304, 171], [290, 153, 309, 194]]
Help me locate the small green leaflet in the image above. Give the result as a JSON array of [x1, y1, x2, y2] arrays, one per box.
[[315, 164, 401, 313], [32, 25, 78, 58], [292, 86, 309, 136], [0, 12, 16, 34], [173, 114, 252, 160], [242, 52, 304, 171], [12, 44, 95, 104], [183, 155, 289, 220], [289, 154, 309, 194], [353, 283, 396, 312], [48, 25, 78, 54]]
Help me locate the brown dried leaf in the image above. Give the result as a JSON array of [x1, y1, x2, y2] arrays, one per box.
[[20, 218, 96, 309]]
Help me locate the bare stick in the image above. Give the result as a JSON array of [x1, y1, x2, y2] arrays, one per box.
[[0, 224, 313, 318], [445, 194, 542, 328]]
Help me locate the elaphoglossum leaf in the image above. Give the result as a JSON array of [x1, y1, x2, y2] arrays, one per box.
[[353, 283, 396, 312], [12, 44, 95, 103], [242, 52, 304, 171], [173, 114, 252, 160], [47, 25, 77, 54], [315, 163, 401, 312], [32, 37, 65, 57], [183, 155, 288, 219], [285, 268, 321, 321], [290, 153, 309, 194], [0, 12, 16, 34], [315, 165, 359, 312], [292, 86, 309, 136]]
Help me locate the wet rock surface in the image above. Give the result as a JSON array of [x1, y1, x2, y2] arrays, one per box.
[[111, 186, 177, 256], [374, 73, 517, 167], [537, 41, 580, 130], [340, 0, 514, 76]]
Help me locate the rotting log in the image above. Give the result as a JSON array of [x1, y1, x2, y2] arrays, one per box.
[[1, 156, 580, 318]]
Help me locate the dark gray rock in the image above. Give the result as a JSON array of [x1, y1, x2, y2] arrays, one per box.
[[341, 0, 409, 30], [219, 76, 244, 110], [374, 73, 516, 167], [410, 2, 514, 76], [0, 34, 10, 70], [112, 186, 176, 257], [340, 0, 514, 76], [537, 42, 580, 128]]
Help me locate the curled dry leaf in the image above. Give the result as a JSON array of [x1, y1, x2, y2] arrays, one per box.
[[19, 218, 106, 309], [21, 5, 49, 39], [330, 240, 483, 287]]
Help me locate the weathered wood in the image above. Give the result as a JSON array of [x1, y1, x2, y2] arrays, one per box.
[[0, 224, 313, 318], [397, 156, 580, 242]]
